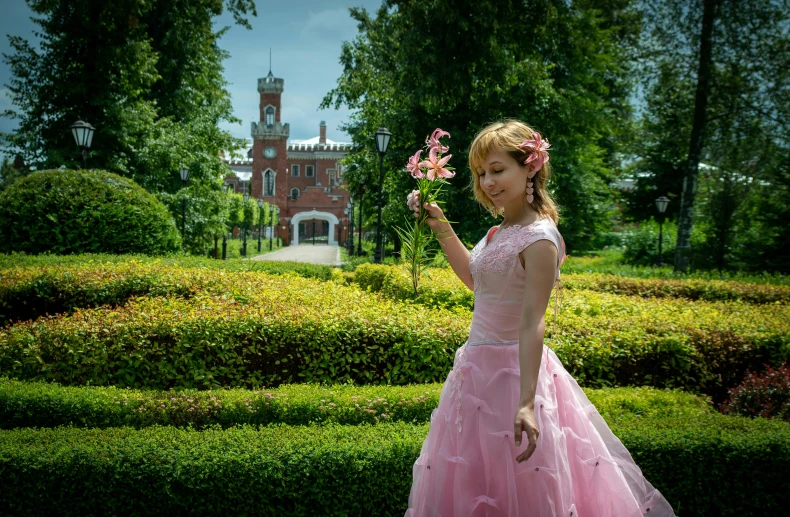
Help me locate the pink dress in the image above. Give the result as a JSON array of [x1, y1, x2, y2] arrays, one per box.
[[405, 218, 676, 517]]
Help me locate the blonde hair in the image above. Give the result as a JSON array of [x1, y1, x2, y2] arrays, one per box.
[[468, 119, 560, 225]]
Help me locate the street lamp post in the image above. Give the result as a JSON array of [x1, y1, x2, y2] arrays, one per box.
[[344, 206, 350, 253], [269, 205, 276, 251], [243, 190, 250, 258], [179, 167, 190, 253], [373, 128, 392, 263], [257, 199, 264, 253], [70, 120, 95, 169], [357, 185, 364, 256], [655, 196, 670, 266]]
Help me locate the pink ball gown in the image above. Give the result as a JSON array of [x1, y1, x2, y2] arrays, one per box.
[[405, 218, 676, 517]]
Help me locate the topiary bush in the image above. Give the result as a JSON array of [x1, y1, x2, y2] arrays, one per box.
[[718, 363, 790, 422], [0, 169, 181, 255]]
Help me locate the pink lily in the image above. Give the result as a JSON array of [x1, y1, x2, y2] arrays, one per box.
[[406, 150, 424, 178], [418, 147, 454, 181], [425, 128, 450, 153], [406, 190, 420, 212], [519, 132, 551, 173]]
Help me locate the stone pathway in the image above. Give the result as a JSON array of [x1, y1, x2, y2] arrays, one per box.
[[250, 244, 343, 267]]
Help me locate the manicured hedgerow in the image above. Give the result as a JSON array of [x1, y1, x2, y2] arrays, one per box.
[[354, 263, 790, 307], [0, 272, 787, 400], [0, 377, 713, 430], [0, 259, 338, 326], [0, 416, 788, 516], [0, 272, 472, 390]]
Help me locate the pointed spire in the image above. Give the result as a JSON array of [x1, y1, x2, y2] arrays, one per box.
[[267, 48, 273, 78]]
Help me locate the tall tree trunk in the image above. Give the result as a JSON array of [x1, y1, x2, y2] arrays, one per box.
[[674, 0, 720, 272]]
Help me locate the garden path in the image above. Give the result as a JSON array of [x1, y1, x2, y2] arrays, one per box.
[[250, 244, 343, 267]]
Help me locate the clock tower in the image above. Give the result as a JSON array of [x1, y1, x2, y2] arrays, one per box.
[[251, 70, 289, 209]]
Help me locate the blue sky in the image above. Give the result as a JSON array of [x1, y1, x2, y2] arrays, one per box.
[[0, 0, 383, 156]]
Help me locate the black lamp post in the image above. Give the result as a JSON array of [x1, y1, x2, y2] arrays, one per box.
[[343, 206, 350, 253], [655, 195, 670, 266], [243, 189, 250, 258], [257, 199, 264, 253], [179, 167, 190, 253], [269, 205, 276, 251], [357, 186, 364, 256], [373, 127, 391, 263], [70, 120, 95, 169]]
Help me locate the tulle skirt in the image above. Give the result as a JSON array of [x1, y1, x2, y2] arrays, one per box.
[[404, 342, 676, 517]]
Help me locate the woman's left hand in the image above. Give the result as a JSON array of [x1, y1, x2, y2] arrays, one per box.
[[514, 404, 539, 463]]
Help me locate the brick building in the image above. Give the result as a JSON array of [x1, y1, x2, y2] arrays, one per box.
[[221, 70, 352, 246]]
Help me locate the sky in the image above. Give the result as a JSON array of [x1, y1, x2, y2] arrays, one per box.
[[0, 0, 383, 158]]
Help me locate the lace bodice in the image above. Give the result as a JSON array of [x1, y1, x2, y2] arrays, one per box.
[[466, 218, 566, 345]]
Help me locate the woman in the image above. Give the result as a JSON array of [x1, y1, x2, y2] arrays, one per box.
[[404, 119, 676, 517]]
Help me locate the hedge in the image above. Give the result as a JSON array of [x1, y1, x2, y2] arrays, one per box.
[[354, 263, 790, 307], [0, 169, 181, 255], [0, 259, 338, 326], [1, 272, 787, 401], [1, 416, 788, 516], [0, 272, 471, 390], [0, 377, 714, 430]]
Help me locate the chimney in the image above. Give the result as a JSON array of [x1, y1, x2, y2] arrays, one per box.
[[319, 121, 327, 145]]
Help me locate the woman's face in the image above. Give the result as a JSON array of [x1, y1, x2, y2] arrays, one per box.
[[476, 147, 528, 208]]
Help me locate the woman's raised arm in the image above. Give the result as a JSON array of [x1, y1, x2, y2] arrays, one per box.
[[421, 200, 473, 291]]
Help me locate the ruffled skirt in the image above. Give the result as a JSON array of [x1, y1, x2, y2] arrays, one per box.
[[404, 342, 676, 517]]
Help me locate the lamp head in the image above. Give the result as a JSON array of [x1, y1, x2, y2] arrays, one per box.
[[257, 199, 264, 208], [655, 196, 670, 214], [374, 127, 392, 154], [70, 120, 95, 149], [179, 168, 190, 183]]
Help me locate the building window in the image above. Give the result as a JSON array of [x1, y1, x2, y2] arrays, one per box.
[[291, 188, 299, 200], [264, 170, 274, 196], [265, 106, 275, 128], [329, 172, 336, 185], [291, 164, 299, 177], [306, 165, 314, 177]]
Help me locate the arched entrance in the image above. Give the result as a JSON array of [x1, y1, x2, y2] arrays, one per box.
[[290, 210, 340, 246]]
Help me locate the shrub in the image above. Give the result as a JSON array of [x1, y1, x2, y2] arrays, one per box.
[[1, 417, 789, 516], [0, 377, 713, 430], [0, 272, 472, 390], [0, 169, 181, 255], [0, 258, 335, 326], [354, 264, 790, 307], [719, 363, 790, 422]]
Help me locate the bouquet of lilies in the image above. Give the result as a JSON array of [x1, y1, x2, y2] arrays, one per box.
[[395, 128, 455, 296]]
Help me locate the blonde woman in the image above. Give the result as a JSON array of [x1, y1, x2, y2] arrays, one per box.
[[404, 119, 676, 517]]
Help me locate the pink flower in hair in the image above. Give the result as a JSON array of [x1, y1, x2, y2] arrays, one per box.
[[418, 147, 454, 181], [519, 132, 551, 174], [406, 150, 424, 178], [425, 128, 450, 153]]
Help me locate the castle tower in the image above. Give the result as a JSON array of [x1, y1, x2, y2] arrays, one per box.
[[252, 70, 289, 210]]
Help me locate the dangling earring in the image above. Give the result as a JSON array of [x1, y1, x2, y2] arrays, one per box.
[[526, 171, 536, 204]]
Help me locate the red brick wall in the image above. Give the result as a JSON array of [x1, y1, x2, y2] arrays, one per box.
[[259, 93, 281, 122]]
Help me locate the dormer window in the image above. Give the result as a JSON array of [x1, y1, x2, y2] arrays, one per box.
[[265, 106, 275, 128]]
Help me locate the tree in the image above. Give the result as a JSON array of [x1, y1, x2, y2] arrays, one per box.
[[2, 0, 255, 195], [322, 0, 642, 252], [633, 0, 790, 272]]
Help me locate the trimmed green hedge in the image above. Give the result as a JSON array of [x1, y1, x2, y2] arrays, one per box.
[[0, 169, 181, 255], [1, 416, 788, 516], [0, 258, 337, 326], [0, 272, 471, 390], [1, 270, 788, 401], [0, 377, 714, 430], [354, 263, 790, 307]]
